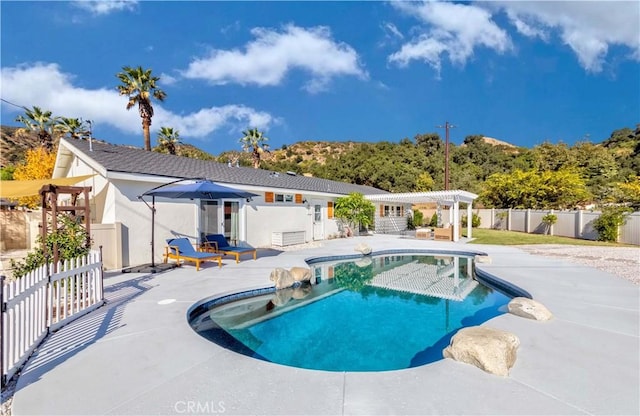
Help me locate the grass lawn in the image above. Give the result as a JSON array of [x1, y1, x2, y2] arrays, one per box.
[[464, 228, 632, 246]]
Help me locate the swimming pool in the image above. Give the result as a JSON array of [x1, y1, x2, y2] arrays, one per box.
[[188, 251, 518, 372]]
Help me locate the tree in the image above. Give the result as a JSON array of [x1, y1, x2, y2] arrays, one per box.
[[615, 176, 640, 209], [415, 133, 442, 156], [1, 166, 15, 180], [116, 66, 166, 151], [334, 192, 375, 235], [532, 141, 576, 171], [11, 147, 57, 208], [239, 128, 270, 169], [415, 172, 435, 192], [15, 106, 58, 150], [55, 117, 89, 139], [480, 169, 590, 209], [156, 127, 181, 155]]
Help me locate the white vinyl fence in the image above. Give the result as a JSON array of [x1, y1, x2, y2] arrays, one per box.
[[474, 209, 640, 245], [1, 250, 104, 387]]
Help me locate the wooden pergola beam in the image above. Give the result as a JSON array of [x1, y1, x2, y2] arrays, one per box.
[[39, 184, 92, 270]]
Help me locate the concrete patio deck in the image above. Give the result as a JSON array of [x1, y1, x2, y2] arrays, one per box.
[[11, 235, 640, 415]]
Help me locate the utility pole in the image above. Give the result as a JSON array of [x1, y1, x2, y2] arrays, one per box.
[[437, 121, 456, 190]]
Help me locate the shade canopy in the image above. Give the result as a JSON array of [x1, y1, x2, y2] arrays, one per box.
[[0, 174, 95, 198], [143, 180, 257, 200]]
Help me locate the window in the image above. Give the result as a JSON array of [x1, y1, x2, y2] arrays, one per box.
[[268, 193, 295, 203], [383, 205, 403, 217]]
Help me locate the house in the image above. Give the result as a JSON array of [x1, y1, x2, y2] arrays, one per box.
[[52, 138, 411, 269]]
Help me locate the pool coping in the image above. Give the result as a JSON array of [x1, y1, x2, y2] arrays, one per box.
[[10, 235, 639, 415]]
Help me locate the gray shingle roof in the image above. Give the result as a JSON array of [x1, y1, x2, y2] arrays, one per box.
[[64, 138, 387, 196]]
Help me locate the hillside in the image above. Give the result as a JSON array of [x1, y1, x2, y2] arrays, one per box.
[[0, 126, 40, 167], [2, 124, 638, 203]]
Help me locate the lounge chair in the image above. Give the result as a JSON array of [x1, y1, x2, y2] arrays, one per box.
[[163, 237, 222, 271], [202, 234, 257, 263]]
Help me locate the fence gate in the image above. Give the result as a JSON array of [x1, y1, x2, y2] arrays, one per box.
[[1, 250, 103, 388]]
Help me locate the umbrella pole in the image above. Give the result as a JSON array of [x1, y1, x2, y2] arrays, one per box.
[[151, 196, 156, 267]]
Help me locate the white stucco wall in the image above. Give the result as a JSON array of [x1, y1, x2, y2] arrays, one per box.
[[244, 194, 343, 248], [245, 199, 312, 248]]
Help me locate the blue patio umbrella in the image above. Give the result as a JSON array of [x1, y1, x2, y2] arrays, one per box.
[[145, 180, 257, 200], [136, 180, 257, 270]]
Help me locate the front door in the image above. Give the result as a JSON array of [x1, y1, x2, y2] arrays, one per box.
[[312, 201, 324, 240], [223, 201, 240, 245]]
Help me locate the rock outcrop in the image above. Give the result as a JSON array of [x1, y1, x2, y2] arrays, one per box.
[[474, 255, 492, 264], [269, 267, 312, 289], [354, 243, 372, 255], [289, 267, 311, 283], [508, 297, 553, 321], [269, 268, 294, 289], [443, 326, 520, 376]]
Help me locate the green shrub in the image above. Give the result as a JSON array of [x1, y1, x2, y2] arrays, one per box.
[[593, 206, 632, 242], [413, 210, 424, 227], [406, 214, 415, 230], [429, 213, 438, 227], [461, 213, 481, 228], [541, 213, 558, 235], [10, 215, 91, 279]]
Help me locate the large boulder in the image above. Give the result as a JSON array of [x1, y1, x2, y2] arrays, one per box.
[[474, 255, 492, 264], [354, 243, 372, 255], [270, 267, 312, 289], [289, 267, 311, 283], [269, 268, 294, 289], [443, 326, 520, 376], [508, 297, 553, 321]]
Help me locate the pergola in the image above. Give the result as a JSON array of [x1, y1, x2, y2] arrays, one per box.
[[366, 190, 478, 242]]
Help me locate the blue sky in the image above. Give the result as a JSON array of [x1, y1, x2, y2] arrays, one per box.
[[1, 1, 639, 155]]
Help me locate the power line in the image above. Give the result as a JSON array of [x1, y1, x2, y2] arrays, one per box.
[[0, 98, 28, 111]]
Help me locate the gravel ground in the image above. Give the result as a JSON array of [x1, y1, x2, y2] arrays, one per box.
[[515, 244, 639, 285], [1, 243, 637, 415]]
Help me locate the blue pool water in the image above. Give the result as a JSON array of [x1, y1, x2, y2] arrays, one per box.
[[189, 253, 512, 372]]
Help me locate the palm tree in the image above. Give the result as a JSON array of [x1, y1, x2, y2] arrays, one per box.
[[156, 126, 181, 155], [15, 106, 58, 150], [55, 117, 88, 139], [116, 66, 166, 151], [239, 128, 270, 169]]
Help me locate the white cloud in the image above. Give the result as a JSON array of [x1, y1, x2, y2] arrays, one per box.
[[1, 63, 277, 139], [160, 72, 178, 86], [490, 1, 640, 72], [382, 22, 404, 40], [389, 1, 512, 74], [182, 24, 368, 93], [72, 0, 138, 16]]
